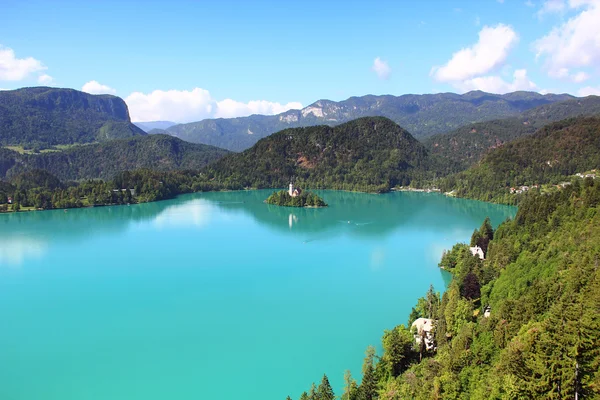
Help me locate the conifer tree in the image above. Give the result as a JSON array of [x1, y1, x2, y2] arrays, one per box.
[[317, 374, 335, 400], [358, 346, 377, 400]]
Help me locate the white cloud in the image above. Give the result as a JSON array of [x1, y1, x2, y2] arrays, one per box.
[[125, 87, 303, 123], [0, 45, 46, 81], [456, 69, 538, 94], [537, 0, 567, 17], [81, 80, 117, 95], [215, 99, 303, 119], [526, 0, 536, 7], [372, 57, 392, 80], [37, 74, 53, 85], [432, 24, 519, 82], [572, 71, 590, 82], [534, 1, 600, 78], [578, 86, 600, 95]]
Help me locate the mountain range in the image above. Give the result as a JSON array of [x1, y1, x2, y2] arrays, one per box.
[[440, 116, 600, 202], [203, 117, 429, 192], [149, 91, 573, 151], [134, 121, 177, 132], [425, 95, 600, 172], [0, 87, 145, 148]]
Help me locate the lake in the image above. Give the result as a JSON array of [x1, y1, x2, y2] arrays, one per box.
[[0, 190, 515, 400]]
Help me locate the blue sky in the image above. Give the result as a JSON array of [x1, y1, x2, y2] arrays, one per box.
[[1, 0, 599, 122]]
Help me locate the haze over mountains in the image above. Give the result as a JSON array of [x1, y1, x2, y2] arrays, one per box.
[[146, 91, 574, 151], [134, 121, 176, 132]]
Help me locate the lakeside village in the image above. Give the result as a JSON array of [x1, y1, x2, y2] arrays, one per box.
[[443, 169, 599, 197]]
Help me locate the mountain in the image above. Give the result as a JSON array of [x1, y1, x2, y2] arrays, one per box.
[[0, 134, 229, 181], [0, 87, 145, 147], [425, 95, 600, 171], [440, 116, 600, 202], [161, 91, 573, 151], [204, 117, 429, 192], [134, 121, 177, 132]]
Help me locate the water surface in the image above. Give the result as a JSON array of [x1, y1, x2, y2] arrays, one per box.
[[0, 190, 515, 400]]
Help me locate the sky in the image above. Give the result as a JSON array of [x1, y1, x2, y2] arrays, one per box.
[[1, 0, 599, 123]]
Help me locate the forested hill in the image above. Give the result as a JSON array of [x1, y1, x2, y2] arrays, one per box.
[[0, 87, 145, 147], [439, 116, 600, 203], [0, 134, 229, 181], [425, 95, 600, 171], [160, 91, 572, 151], [204, 117, 429, 192], [290, 175, 600, 400]]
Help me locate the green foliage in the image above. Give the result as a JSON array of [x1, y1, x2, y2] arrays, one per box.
[[439, 117, 600, 204], [291, 180, 600, 399], [164, 91, 572, 151], [424, 95, 600, 172], [0, 168, 203, 212], [206, 117, 430, 192], [316, 374, 335, 400], [0, 135, 229, 181], [0, 87, 145, 146], [265, 190, 327, 208]]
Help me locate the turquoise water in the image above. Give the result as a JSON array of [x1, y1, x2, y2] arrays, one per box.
[[0, 190, 515, 400]]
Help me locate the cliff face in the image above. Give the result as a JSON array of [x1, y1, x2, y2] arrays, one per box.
[[0, 87, 145, 146]]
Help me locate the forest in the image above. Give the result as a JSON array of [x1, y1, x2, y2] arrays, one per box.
[[287, 177, 600, 400], [438, 117, 600, 204], [265, 190, 327, 207], [204, 117, 430, 193], [0, 87, 145, 147], [0, 134, 230, 181]]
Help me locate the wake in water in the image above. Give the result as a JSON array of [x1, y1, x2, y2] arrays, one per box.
[[336, 220, 374, 226], [302, 220, 375, 243]]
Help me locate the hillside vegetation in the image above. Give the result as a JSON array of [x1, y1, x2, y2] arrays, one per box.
[[0, 87, 145, 147], [290, 178, 600, 400], [204, 117, 430, 192], [425, 95, 600, 171], [162, 91, 572, 151], [0, 134, 229, 181], [439, 117, 600, 203]]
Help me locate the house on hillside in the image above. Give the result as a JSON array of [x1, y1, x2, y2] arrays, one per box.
[[411, 318, 435, 350], [470, 245, 485, 260], [7, 197, 12, 204], [288, 183, 302, 197]]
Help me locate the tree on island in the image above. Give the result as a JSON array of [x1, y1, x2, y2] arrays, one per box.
[[265, 190, 327, 208]]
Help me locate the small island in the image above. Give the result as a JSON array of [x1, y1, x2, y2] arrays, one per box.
[[265, 183, 327, 208]]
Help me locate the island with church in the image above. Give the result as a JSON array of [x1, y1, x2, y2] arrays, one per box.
[[265, 183, 328, 208]]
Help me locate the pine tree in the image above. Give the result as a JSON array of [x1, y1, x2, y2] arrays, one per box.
[[358, 346, 377, 400], [343, 370, 358, 400], [308, 383, 318, 400], [317, 374, 335, 400]]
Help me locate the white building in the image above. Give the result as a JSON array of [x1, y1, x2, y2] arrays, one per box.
[[469, 245, 485, 260], [411, 318, 435, 350], [288, 183, 301, 197]]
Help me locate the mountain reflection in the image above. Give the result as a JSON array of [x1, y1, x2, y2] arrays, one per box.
[[0, 190, 515, 267]]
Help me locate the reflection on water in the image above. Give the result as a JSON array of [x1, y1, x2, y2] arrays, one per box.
[[0, 237, 46, 267], [0, 190, 515, 268], [0, 190, 515, 400], [152, 199, 215, 229]]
